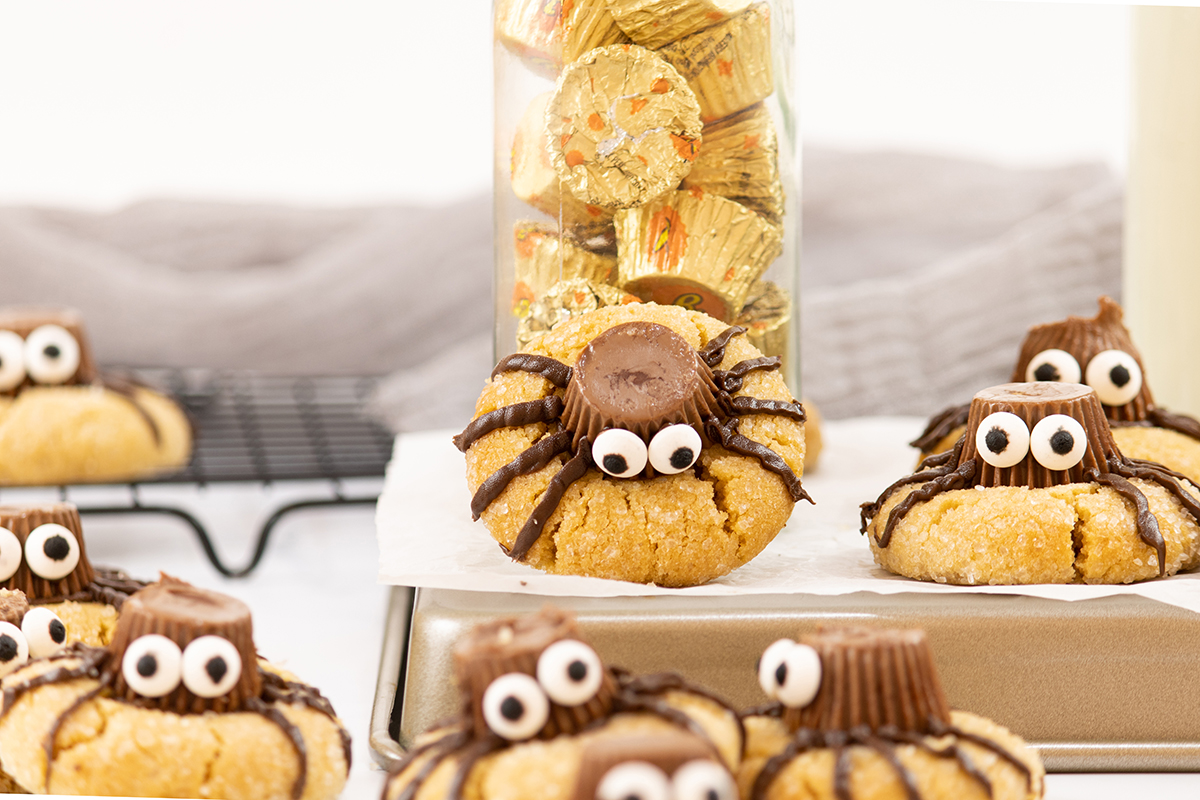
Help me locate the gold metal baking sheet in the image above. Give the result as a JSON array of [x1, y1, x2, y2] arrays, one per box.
[[370, 585, 1200, 773]]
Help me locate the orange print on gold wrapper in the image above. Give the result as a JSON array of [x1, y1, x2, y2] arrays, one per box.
[[671, 133, 700, 161], [743, 134, 760, 150], [511, 282, 536, 316], [717, 58, 733, 77], [647, 207, 687, 271], [629, 97, 648, 114]]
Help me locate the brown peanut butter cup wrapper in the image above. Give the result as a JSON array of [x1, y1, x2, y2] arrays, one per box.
[[512, 222, 619, 318], [496, 0, 630, 80], [616, 189, 781, 320], [782, 627, 951, 735], [0, 307, 97, 394], [682, 103, 784, 223], [735, 280, 790, 364], [607, 0, 753, 50], [108, 577, 260, 714], [517, 278, 641, 348], [547, 44, 703, 209], [454, 607, 617, 739], [657, 3, 773, 123], [512, 92, 616, 241], [573, 733, 721, 800], [0, 503, 96, 602]]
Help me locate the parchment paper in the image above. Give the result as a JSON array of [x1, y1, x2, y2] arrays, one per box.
[[376, 419, 1200, 614]]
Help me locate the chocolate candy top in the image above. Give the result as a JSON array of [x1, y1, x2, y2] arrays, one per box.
[[0, 503, 96, 603]]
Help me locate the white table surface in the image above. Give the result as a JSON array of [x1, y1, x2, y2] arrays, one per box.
[[6, 476, 1197, 799]]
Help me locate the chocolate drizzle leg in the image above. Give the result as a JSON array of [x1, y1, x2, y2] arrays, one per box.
[[245, 695, 308, 800], [1145, 408, 1200, 442], [470, 431, 572, 519], [453, 396, 565, 453], [490, 354, 573, 387], [910, 403, 970, 452], [698, 326, 747, 368], [507, 440, 592, 561], [706, 417, 812, 504], [43, 687, 103, 788]]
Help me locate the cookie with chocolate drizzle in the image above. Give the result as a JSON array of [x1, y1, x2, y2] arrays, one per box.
[[0, 576, 350, 799], [914, 297, 1200, 486], [0, 307, 191, 485], [740, 627, 1044, 800], [456, 303, 809, 586], [383, 606, 743, 800], [865, 382, 1200, 584]]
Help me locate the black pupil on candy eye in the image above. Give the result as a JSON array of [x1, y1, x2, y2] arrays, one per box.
[[205, 656, 228, 685], [1050, 429, 1075, 455], [44, 345, 60, 359], [567, 659, 587, 682], [984, 427, 1009, 454], [669, 447, 694, 469], [137, 654, 158, 677], [0, 635, 16, 662], [706, 791, 719, 800], [44, 535, 70, 561], [603, 454, 628, 474], [1110, 364, 1131, 388], [49, 619, 65, 644], [500, 696, 524, 721], [775, 662, 788, 687], [1033, 363, 1059, 382]]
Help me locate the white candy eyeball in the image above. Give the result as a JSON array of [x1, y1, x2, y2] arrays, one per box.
[[0, 331, 26, 392], [595, 762, 670, 800], [757, 639, 822, 708], [1030, 414, 1088, 472], [1025, 349, 1082, 384], [0, 621, 29, 677], [23, 324, 81, 385], [1086, 350, 1143, 407], [481, 672, 550, 741], [122, 634, 183, 698], [24, 523, 80, 581], [0, 527, 22, 582], [648, 424, 702, 475], [592, 429, 648, 478], [671, 760, 737, 800], [975, 412, 1030, 469], [536, 639, 603, 707], [21, 606, 67, 658], [181, 636, 242, 698]]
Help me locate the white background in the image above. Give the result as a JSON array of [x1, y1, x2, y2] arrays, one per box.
[[0, 0, 1129, 209]]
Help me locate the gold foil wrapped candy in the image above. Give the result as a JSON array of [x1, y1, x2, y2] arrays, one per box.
[[606, 0, 753, 50], [615, 189, 781, 321], [547, 44, 703, 209], [657, 3, 773, 123], [495, 0, 630, 79], [736, 279, 791, 365], [516, 278, 640, 348], [682, 102, 784, 222], [511, 92, 615, 242], [511, 222, 619, 318]]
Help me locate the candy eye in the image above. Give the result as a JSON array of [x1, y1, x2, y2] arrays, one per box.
[[23, 325, 81, 385], [1030, 414, 1088, 471], [24, 523, 80, 580], [0, 527, 22, 582], [0, 331, 26, 392], [536, 639, 603, 707], [122, 634, 183, 698], [482, 672, 549, 741], [975, 412, 1030, 469], [1025, 349, 1081, 384], [595, 762, 670, 800], [647, 424, 702, 475], [757, 638, 822, 708], [672, 760, 737, 800], [1086, 350, 1143, 407], [181, 636, 242, 698], [21, 607, 67, 658], [0, 621, 29, 677], [592, 429, 648, 478]]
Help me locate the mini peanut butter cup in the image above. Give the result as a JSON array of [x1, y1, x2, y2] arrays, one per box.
[[0, 503, 96, 602], [516, 278, 641, 349], [454, 607, 616, 740], [0, 307, 97, 393], [107, 576, 260, 714], [512, 222, 619, 319], [560, 321, 721, 447], [962, 382, 1118, 489], [682, 103, 784, 224], [572, 732, 722, 800], [783, 627, 950, 735]]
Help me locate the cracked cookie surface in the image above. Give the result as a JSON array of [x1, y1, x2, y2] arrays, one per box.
[[464, 303, 805, 587]]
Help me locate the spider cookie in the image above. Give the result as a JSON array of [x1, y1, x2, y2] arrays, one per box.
[[455, 303, 810, 586], [0, 576, 350, 798], [384, 606, 742, 800], [741, 627, 1044, 800], [914, 297, 1200, 484], [0, 307, 191, 485], [865, 382, 1200, 584]]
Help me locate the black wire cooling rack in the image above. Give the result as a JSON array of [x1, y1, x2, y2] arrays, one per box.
[[71, 371, 395, 578]]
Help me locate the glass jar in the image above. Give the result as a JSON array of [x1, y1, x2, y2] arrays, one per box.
[[493, 0, 799, 393]]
